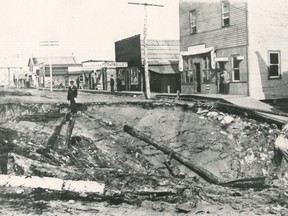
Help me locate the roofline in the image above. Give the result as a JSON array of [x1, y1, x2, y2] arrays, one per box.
[[82, 60, 114, 63], [115, 34, 141, 44]]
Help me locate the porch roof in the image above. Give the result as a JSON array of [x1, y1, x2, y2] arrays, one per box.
[[149, 64, 179, 75]]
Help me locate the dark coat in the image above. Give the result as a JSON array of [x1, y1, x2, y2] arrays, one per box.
[[110, 78, 115, 86], [67, 85, 78, 101]]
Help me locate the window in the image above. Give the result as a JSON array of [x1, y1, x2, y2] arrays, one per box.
[[202, 56, 210, 83], [269, 51, 281, 79], [232, 57, 240, 81], [182, 58, 193, 83], [189, 10, 197, 34], [185, 71, 194, 83], [222, 1, 230, 27]]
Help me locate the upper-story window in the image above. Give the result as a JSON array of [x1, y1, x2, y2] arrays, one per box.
[[222, 1, 230, 27], [269, 51, 281, 79], [189, 10, 197, 34]]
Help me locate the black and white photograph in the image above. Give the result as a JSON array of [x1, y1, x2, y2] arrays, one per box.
[[1, 0, 288, 215]]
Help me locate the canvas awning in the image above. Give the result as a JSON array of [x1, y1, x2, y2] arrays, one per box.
[[149, 64, 179, 75]]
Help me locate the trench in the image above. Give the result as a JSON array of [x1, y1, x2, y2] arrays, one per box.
[[0, 101, 286, 210]]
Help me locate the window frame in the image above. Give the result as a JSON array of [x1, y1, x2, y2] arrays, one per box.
[[221, 1, 230, 27], [231, 56, 241, 82], [268, 50, 281, 79], [189, 10, 197, 34]]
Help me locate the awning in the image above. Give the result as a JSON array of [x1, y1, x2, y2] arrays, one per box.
[[179, 44, 215, 71], [149, 64, 179, 75], [181, 45, 214, 56], [214, 57, 229, 62]]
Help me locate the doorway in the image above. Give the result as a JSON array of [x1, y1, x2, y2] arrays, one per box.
[[195, 63, 201, 93]]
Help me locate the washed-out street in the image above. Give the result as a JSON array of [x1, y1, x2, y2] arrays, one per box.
[[0, 89, 288, 215]]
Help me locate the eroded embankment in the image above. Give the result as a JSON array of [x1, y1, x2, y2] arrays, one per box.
[[0, 100, 288, 214]]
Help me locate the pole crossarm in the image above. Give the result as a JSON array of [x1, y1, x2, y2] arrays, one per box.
[[128, 2, 164, 7], [128, 1, 163, 99], [39, 41, 60, 92]]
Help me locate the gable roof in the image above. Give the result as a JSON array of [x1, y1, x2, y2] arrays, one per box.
[[28, 56, 77, 66]]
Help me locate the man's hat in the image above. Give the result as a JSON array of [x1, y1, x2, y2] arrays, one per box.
[[70, 80, 74, 83]]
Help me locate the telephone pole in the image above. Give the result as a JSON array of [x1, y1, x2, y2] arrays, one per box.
[[128, 1, 164, 99], [40, 41, 59, 92]]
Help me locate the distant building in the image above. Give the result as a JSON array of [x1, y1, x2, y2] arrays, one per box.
[[179, 0, 288, 99], [28, 56, 82, 88], [82, 60, 127, 90], [115, 35, 181, 93], [0, 56, 27, 88]]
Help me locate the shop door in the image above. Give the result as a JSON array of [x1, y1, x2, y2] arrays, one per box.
[[195, 63, 201, 93]]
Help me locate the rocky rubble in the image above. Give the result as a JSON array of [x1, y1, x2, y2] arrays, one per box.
[[196, 107, 282, 181]]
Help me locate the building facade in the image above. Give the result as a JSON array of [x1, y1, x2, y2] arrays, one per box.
[[82, 60, 127, 90], [115, 35, 181, 93], [28, 56, 82, 88], [179, 0, 288, 99]]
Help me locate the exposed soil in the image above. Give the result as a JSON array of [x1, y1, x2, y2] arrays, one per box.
[[1, 88, 288, 215]]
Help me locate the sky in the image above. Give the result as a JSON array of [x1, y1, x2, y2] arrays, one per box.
[[0, 0, 179, 67]]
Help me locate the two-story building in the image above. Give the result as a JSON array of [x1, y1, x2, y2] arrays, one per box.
[[179, 0, 288, 99]]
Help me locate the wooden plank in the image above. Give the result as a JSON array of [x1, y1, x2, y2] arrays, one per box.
[[0, 175, 105, 194]]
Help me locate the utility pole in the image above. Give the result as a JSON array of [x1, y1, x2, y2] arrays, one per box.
[[40, 41, 59, 92], [128, 1, 164, 99]]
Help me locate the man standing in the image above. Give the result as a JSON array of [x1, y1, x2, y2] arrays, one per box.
[[110, 75, 115, 92], [67, 80, 78, 114], [223, 70, 230, 94]]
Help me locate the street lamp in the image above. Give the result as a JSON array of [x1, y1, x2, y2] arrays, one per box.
[[39, 41, 59, 91]]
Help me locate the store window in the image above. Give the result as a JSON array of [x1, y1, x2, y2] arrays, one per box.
[[182, 58, 193, 83], [232, 57, 241, 81]]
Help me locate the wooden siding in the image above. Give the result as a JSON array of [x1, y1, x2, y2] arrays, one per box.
[[216, 46, 248, 82], [140, 40, 180, 63], [115, 35, 142, 67], [179, 0, 248, 51], [181, 80, 247, 95], [247, 2, 288, 99]]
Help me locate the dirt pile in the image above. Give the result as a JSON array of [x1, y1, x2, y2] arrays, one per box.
[[0, 99, 287, 215]]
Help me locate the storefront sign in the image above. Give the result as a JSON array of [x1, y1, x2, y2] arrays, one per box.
[[83, 62, 128, 70]]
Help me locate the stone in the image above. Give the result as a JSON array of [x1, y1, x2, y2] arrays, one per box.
[[244, 148, 255, 164], [207, 112, 218, 117], [221, 116, 234, 124]]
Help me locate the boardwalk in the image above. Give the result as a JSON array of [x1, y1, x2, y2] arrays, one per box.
[[156, 93, 288, 126]]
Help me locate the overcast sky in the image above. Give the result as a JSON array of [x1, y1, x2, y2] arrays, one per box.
[[0, 0, 179, 66]]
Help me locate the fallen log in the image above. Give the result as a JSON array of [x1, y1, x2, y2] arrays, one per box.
[[219, 176, 274, 189], [17, 113, 65, 122], [124, 124, 275, 189], [65, 119, 75, 148], [123, 124, 221, 184]]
